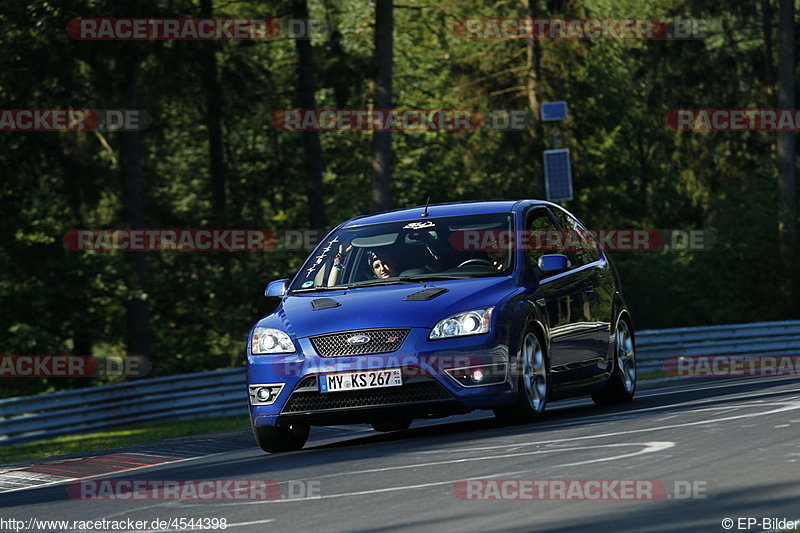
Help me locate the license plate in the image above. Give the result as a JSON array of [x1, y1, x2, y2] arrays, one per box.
[[319, 368, 403, 393]]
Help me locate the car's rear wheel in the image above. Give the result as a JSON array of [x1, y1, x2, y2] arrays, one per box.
[[494, 328, 550, 424], [251, 422, 310, 453], [592, 318, 636, 405], [372, 418, 412, 432]]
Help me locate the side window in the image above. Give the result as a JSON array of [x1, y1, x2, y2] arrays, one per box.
[[526, 208, 566, 274], [550, 208, 601, 266]]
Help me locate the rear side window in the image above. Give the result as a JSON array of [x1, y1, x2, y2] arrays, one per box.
[[549, 208, 601, 266]]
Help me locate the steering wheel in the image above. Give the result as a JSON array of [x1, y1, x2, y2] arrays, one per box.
[[457, 258, 494, 268]]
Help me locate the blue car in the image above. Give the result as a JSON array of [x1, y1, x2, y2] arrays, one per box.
[[246, 200, 636, 452]]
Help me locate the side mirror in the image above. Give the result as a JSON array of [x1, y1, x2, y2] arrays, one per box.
[[264, 279, 289, 298], [538, 254, 569, 273]]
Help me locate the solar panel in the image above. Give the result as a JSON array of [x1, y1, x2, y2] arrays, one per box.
[[540, 101, 568, 121], [543, 149, 573, 202]]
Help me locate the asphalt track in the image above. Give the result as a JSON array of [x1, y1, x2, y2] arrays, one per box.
[[2, 376, 800, 533]]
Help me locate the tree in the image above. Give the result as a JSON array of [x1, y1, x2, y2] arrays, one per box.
[[522, 0, 546, 197], [119, 49, 154, 378], [371, 0, 393, 212], [777, 0, 797, 311], [292, 0, 327, 231], [200, 0, 227, 226]]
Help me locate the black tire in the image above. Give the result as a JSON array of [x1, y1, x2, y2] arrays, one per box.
[[494, 327, 551, 424], [592, 317, 637, 405], [251, 422, 310, 453], [372, 418, 412, 432]]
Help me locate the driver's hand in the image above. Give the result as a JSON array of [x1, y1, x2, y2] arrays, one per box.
[[337, 240, 352, 255], [332, 240, 351, 271]]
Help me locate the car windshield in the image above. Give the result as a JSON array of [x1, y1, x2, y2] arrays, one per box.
[[290, 212, 514, 291]]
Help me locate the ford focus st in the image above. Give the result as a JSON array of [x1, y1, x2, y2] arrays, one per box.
[[246, 200, 636, 452]]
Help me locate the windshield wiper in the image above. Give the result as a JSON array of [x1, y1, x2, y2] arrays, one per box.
[[397, 274, 474, 281], [348, 275, 476, 286], [290, 286, 352, 293], [344, 278, 418, 288], [290, 279, 415, 293]]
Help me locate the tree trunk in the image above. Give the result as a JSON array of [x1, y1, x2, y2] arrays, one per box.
[[523, 0, 546, 197], [371, 0, 393, 212], [762, 0, 775, 98], [292, 0, 327, 231], [522, 0, 540, 117], [119, 55, 154, 378], [777, 0, 797, 310], [201, 0, 227, 225]]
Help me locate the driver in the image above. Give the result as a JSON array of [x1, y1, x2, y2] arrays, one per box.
[[486, 237, 509, 270], [367, 249, 395, 279]]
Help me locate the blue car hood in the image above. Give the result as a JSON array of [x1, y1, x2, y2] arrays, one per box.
[[260, 277, 516, 338]]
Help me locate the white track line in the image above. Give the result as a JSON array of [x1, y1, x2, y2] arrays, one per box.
[[220, 443, 673, 505]]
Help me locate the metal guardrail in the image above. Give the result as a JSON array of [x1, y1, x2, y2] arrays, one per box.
[[1, 320, 799, 447], [636, 320, 800, 372], [0, 368, 247, 447]]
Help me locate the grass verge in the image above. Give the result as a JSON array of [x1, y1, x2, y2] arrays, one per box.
[[0, 415, 250, 465], [639, 370, 669, 381]]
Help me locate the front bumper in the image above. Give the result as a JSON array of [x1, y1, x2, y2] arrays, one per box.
[[247, 327, 516, 427]]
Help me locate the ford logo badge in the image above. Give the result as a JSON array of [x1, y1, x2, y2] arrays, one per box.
[[346, 334, 371, 345]]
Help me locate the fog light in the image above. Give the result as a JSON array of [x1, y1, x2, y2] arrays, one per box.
[[444, 364, 507, 388], [256, 388, 271, 402], [249, 383, 285, 405]]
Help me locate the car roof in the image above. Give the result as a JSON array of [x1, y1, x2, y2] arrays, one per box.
[[340, 199, 556, 228]]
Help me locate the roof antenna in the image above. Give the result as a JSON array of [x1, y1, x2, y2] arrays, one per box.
[[421, 196, 430, 217]]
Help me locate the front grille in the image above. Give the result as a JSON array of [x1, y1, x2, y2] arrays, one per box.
[[281, 380, 452, 413], [310, 328, 410, 357]]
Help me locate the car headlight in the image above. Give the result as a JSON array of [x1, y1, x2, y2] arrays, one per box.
[[251, 327, 295, 354], [430, 307, 494, 340]]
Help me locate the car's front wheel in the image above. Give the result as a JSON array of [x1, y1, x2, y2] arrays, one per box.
[[494, 328, 550, 424], [592, 318, 636, 405], [251, 422, 310, 453]]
